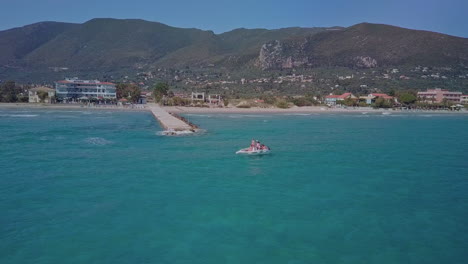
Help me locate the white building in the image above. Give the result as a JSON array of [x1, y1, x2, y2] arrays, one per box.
[[191, 92, 205, 101], [29, 87, 55, 103], [54, 77, 116, 101], [461, 95, 468, 104]]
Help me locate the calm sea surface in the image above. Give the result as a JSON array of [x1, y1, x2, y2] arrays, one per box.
[[1, 108, 467, 264]]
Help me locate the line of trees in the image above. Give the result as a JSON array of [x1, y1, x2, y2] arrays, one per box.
[[153, 82, 169, 102], [116, 83, 141, 103], [0, 81, 28, 103]]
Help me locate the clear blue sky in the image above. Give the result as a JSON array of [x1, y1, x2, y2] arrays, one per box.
[[1, 0, 467, 37]]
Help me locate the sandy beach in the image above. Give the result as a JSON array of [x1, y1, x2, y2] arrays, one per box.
[[163, 105, 468, 114], [1, 103, 467, 114]]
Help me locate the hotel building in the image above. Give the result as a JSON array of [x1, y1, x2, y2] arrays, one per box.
[[417, 88, 462, 104], [54, 78, 116, 101]]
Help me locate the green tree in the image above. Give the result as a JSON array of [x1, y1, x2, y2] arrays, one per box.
[[441, 98, 454, 108], [374, 97, 392, 108], [116, 83, 141, 103], [116, 83, 127, 99], [260, 95, 276, 105], [153, 82, 169, 102], [0, 81, 18, 102], [342, 97, 357, 107], [276, 99, 290, 109], [398, 92, 417, 105], [37, 90, 48, 103], [292, 97, 312, 107]]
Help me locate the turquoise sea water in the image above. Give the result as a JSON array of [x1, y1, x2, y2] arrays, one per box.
[[1, 108, 467, 264]]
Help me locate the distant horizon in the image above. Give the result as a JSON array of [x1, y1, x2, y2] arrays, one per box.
[[1, 17, 467, 39], [1, 0, 467, 38]]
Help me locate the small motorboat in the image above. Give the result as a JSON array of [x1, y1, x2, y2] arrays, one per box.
[[236, 148, 270, 155]]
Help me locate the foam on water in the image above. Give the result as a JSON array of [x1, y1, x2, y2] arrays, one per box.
[[185, 114, 213, 118], [0, 114, 39, 117], [84, 137, 113, 146], [283, 113, 312, 116]]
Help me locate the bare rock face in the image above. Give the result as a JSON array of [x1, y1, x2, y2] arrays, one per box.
[[353, 56, 378, 68], [257, 40, 308, 70], [258, 40, 283, 70]]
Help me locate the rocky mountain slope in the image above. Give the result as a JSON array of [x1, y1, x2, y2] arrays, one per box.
[[257, 23, 468, 70], [0, 19, 467, 82]]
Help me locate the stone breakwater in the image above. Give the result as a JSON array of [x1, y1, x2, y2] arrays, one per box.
[[148, 104, 198, 135]]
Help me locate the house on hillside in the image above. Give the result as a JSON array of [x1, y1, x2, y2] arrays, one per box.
[[325, 93, 356, 106], [29, 87, 55, 103]]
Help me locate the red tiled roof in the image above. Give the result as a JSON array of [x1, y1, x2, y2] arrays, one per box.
[[326, 93, 353, 99], [337, 92, 352, 99], [370, 93, 393, 99]]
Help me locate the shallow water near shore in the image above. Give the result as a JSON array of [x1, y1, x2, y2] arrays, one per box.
[[1, 108, 467, 263]]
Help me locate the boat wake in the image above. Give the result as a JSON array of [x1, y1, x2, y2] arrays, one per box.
[[156, 129, 207, 136]]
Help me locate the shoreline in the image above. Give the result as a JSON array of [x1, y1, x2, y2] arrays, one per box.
[[0, 103, 148, 112], [163, 106, 468, 115], [1, 103, 467, 115]]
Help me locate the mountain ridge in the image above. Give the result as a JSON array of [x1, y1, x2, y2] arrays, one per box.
[[0, 18, 467, 83]]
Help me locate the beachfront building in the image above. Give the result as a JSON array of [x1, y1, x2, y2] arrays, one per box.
[[28, 87, 55, 103], [54, 78, 116, 101], [208, 94, 221, 105], [360, 93, 395, 105], [325, 93, 356, 106], [417, 88, 462, 104], [138, 92, 148, 104], [461, 95, 468, 104], [191, 92, 205, 102]]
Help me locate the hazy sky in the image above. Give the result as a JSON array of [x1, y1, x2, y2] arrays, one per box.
[[1, 0, 467, 37]]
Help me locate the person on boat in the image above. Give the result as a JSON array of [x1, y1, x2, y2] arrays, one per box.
[[259, 143, 269, 150], [250, 139, 256, 151], [257, 141, 263, 150]]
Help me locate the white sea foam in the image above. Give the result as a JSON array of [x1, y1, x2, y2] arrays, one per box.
[[228, 114, 267, 118], [84, 137, 113, 146], [55, 115, 79, 119], [185, 114, 212, 117], [0, 114, 39, 117], [156, 129, 206, 136], [283, 113, 312, 116]]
